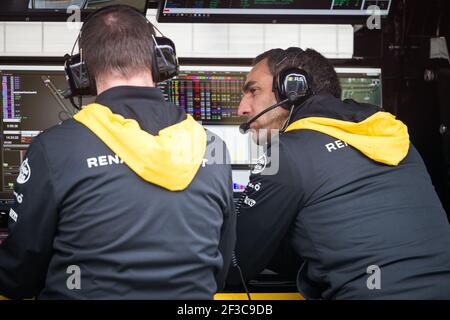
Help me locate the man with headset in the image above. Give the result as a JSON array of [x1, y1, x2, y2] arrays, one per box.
[[0, 5, 235, 299], [228, 47, 450, 299]]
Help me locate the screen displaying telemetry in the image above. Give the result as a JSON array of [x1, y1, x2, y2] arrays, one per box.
[[0, 66, 82, 198], [160, 0, 392, 18], [158, 68, 247, 125]]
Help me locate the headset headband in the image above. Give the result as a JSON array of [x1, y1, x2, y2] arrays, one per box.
[[64, 4, 179, 104]]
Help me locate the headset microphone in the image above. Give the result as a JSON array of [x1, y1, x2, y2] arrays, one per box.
[[239, 98, 290, 134]]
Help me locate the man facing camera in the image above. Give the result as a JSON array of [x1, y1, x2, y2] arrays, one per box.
[[228, 47, 450, 299], [0, 5, 235, 299]]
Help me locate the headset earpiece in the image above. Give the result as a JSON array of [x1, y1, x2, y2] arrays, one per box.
[[151, 36, 179, 83], [273, 67, 311, 110], [64, 52, 97, 97]]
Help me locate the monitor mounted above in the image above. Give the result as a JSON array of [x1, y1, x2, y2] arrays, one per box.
[[28, 0, 148, 11], [157, 0, 393, 24], [0, 0, 148, 21]]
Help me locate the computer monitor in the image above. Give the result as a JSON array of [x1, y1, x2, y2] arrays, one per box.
[[1, 0, 148, 21], [28, 0, 148, 10], [158, 0, 393, 24], [158, 65, 250, 125], [0, 65, 84, 199], [336, 67, 383, 107]]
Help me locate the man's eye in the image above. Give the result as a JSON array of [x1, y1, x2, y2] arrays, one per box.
[[250, 88, 257, 95]]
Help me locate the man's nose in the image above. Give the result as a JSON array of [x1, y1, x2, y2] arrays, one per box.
[[238, 95, 252, 117]]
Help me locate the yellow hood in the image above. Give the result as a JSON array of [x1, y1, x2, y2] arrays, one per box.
[[285, 112, 410, 166], [74, 103, 206, 191]]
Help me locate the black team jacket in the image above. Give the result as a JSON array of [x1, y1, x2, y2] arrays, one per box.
[[0, 86, 236, 299], [229, 94, 450, 299]]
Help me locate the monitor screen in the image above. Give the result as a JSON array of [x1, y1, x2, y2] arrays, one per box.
[[1, 0, 148, 21], [0, 65, 89, 199], [1, 66, 81, 145], [158, 0, 393, 23], [158, 66, 250, 125], [28, 0, 148, 11], [336, 67, 382, 107]]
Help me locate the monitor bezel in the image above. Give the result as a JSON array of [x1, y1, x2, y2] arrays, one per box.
[[0, 0, 148, 22], [157, 0, 394, 24]]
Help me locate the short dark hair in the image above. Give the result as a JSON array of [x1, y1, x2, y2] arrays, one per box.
[[253, 47, 341, 98], [79, 5, 155, 82]]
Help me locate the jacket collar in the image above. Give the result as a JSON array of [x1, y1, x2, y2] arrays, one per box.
[[288, 94, 383, 126], [95, 86, 186, 135]]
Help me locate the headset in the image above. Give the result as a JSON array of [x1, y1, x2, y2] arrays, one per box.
[[273, 67, 311, 109], [63, 5, 179, 107], [239, 49, 312, 134]]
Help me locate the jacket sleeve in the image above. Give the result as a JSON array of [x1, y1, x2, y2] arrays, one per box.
[[0, 138, 59, 299], [226, 141, 304, 286], [215, 165, 237, 291]]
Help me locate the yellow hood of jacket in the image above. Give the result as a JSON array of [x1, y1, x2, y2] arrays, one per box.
[[285, 112, 410, 166], [74, 103, 206, 191]]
